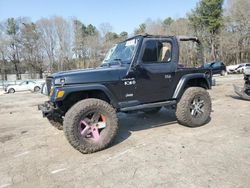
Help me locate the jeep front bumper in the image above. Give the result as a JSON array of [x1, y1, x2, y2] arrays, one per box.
[[38, 101, 54, 117], [38, 101, 63, 119]]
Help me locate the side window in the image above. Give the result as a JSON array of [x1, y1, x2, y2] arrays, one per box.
[[212, 62, 220, 68], [142, 40, 172, 63], [21, 81, 28, 85]]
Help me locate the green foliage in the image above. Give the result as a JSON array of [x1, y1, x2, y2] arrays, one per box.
[[85, 24, 97, 36], [105, 32, 119, 41], [188, 0, 224, 34], [119, 31, 128, 39], [163, 17, 174, 27], [74, 20, 97, 37], [188, 0, 224, 60], [134, 23, 146, 34], [6, 18, 18, 35]]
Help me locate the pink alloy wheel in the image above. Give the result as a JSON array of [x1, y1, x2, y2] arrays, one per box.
[[79, 113, 106, 142]]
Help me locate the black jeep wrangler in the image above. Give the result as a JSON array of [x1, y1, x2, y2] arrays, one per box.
[[39, 35, 212, 153]]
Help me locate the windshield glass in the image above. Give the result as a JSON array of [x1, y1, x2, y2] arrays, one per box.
[[102, 38, 138, 65], [204, 63, 212, 68]]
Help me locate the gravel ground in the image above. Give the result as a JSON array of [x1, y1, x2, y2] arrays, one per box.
[[0, 74, 249, 188]]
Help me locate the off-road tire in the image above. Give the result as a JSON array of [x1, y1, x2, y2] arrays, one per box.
[[8, 88, 15, 93], [142, 107, 161, 114], [176, 87, 211, 127], [47, 117, 63, 130], [63, 98, 118, 154]]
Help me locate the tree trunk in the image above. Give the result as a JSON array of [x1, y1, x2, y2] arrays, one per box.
[[39, 69, 43, 79], [210, 37, 216, 60], [13, 60, 20, 80], [1, 52, 7, 80]]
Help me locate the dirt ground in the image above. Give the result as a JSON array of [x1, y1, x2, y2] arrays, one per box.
[[0, 74, 249, 188]]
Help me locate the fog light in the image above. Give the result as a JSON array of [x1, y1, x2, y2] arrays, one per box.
[[57, 90, 65, 98]]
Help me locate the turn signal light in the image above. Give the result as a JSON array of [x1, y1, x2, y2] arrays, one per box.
[[57, 90, 65, 98]]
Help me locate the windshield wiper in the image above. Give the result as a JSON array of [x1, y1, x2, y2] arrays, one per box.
[[100, 59, 123, 67]]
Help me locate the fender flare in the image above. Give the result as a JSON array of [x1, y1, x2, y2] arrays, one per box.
[[52, 84, 119, 108], [172, 73, 211, 99]]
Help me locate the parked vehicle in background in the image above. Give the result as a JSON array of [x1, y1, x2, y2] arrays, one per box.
[[244, 66, 250, 75], [235, 63, 250, 74], [227, 65, 239, 74], [203, 61, 227, 76], [234, 65, 250, 100], [5, 80, 42, 93], [227, 63, 250, 74]]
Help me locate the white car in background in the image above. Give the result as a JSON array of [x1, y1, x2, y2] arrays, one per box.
[[227, 63, 250, 74], [244, 66, 250, 75], [5, 80, 42, 93], [227, 64, 239, 73]]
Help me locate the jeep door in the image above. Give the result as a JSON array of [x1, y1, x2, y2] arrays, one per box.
[[135, 38, 177, 103]]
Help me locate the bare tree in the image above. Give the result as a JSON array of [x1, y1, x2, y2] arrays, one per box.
[[144, 19, 165, 35], [221, 0, 250, 65], [0, 35, 8, 80], [5, 18, 23, 79], [36, 18, 57, 73], [99, 22, 113, 38], [54, 16, 72, 71], [21, 22, 44, 78]]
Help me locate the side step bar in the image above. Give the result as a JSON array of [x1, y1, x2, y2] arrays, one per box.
[[120, 100, 176, 112]]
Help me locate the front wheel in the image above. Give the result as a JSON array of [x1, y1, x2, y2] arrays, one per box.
[[176, 87, 211, 127], [63, 98, 118, 154]]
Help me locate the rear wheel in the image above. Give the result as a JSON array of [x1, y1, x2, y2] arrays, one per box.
[[34, 86, 40, 92], [176, 87, 211, 127], [63, 98, 118, 154], [8, 88, 15, 93]]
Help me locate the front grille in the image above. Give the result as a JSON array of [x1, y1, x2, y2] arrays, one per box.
[[46, 77, 53, 95]]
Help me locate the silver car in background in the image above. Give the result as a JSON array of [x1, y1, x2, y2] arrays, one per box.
[[5, 80, 43, 93]]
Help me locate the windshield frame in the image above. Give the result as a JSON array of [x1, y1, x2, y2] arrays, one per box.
[[102, 36, 141, 66]]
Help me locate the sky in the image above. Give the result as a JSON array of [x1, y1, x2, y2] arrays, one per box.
[[0, 0, 200, 34]]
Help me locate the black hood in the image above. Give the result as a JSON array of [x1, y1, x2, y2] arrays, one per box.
[[52, 65, 129, 85]]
